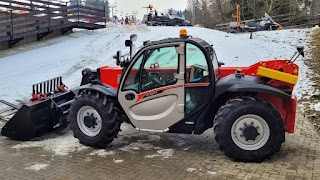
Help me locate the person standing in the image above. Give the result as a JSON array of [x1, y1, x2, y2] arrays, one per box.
[[125, 17, 129, 25], [121, 17, 124, 25]]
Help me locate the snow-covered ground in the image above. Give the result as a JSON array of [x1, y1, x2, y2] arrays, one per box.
[[0, 23, 313, 108]]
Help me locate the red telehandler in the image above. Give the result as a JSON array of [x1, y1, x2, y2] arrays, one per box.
[[0, 29, 304, 162]]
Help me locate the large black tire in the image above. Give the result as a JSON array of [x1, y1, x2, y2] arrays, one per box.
[[69, 91, 121, 148], [214, 96, 285, 162]]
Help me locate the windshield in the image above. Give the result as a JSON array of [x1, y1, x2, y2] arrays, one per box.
[[144, 47, 179, 68]]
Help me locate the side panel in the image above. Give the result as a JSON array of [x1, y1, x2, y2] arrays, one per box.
[[100, 66, 123, 89], [285, 95, 297, 133], [257, 93, 296, 133]]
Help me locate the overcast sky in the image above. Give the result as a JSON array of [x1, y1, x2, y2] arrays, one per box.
[[108, 0, 188, 19]]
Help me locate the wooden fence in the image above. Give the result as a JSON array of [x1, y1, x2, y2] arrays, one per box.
[[0, 0, 106, 47]]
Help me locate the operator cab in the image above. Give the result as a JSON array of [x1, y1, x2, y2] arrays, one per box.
[[117, 29, 220, 133]]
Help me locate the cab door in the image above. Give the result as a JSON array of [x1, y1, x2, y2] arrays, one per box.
[[118, 43, 185, 131]]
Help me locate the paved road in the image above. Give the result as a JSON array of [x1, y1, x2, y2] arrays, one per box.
[[0, 113, 319, 180]]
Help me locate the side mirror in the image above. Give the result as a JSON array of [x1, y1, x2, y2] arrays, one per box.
[[114, 51, 121, 66], [125, 40, 132, 47], [297, 46, 305, 57], [218, 61, 225, 67], [290, 46, 305, 63]]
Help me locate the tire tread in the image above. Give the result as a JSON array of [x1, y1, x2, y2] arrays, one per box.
[[69, 91, 121, 148], [213, 96, 285, 162]]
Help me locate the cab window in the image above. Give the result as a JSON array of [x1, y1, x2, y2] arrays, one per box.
[[185, 43, 211, 115], [122, 54, 144, 92], [140, 46, 179, 91], [186, 43, 209, 83]]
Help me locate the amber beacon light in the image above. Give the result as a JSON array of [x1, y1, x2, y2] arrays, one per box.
[[179, 29, 188, 37]]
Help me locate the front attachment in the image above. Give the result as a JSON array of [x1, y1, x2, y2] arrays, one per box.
[[0, 77, 75, 140], [2, 103, 53, 140]]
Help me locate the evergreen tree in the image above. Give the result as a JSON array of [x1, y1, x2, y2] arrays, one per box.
[[183, 9, 193, 22], [201, 0, 211, 27]]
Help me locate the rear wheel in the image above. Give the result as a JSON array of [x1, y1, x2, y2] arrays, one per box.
[[214, 96, 285, 162], [69, 91, 121, 148]]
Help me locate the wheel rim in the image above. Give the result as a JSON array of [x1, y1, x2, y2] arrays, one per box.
[[77, 106, 102, 137], [231, 114, 270, 151]]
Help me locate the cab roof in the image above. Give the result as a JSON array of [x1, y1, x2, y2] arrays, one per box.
[[143, 37, 211, 49]]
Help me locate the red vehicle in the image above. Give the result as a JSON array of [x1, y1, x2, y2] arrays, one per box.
[[0, 30, 304, 162]]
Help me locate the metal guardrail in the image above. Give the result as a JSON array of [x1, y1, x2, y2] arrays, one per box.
[[0, 0, 106, 47]]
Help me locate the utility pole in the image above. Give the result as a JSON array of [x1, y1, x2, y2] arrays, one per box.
[[110, 4, 117, 18], [132, 11, 138, 22], [143, 4, 153, 15], [143, 7, 149, 14]]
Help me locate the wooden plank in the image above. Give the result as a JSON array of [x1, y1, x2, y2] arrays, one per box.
[[48, 6, 68, 12], [0, 27, 11, 34], [12, 10, 48, 18], [0, 0, 51, 10], [10, 8, 68, 19], [78, 15, 105, 22], [68, 5, 104, 12], [29, 0, 66, 7], [12, 17, 49, 27], [12, 12, 68, 24], [13, 22, 38, 31], [0, 15, 11, 22], [77, 9, 105, 17], [12, 28, 49, 39], [12, 13, 67, 24], [0, 4, 31, 11], [0, 21, 11, 27], [51, 12, 69, 17], [79, 6, 105, 13], [0, 0, 67, 13], [50, 19, 67, 24]]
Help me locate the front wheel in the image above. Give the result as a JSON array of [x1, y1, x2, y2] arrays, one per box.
[[69, 91, 121, 148], [214, 96, 285, 162]]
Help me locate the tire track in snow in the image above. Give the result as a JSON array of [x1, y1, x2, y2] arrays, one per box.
[[0, 58, 71, 86], [61, 33, 123, 78]]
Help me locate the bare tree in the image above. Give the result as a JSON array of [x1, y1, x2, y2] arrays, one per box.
[[311, 0, 320, 14]]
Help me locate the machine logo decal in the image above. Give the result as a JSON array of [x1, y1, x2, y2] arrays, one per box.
[[136, 84, 183, 102]]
